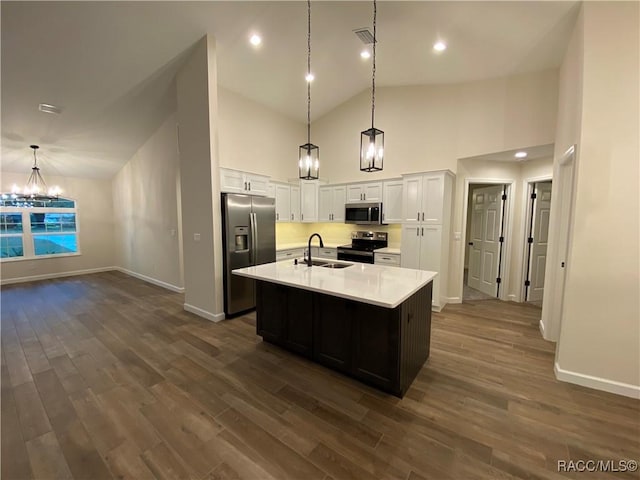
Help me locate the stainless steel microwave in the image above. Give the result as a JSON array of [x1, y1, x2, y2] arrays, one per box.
[[345, 202, 383, 225]]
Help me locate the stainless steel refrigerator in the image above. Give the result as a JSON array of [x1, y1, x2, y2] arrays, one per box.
[[221, 193, 276, 316]]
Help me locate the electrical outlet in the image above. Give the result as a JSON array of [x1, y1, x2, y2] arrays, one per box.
[[193, 233, 201, 241]]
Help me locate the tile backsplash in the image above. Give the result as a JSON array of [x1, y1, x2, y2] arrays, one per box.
[[276, 222, 401, 248]]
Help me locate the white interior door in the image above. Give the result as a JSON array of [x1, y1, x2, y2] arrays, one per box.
[[468, 185, 503, 296], [528, 182, 552, 302]]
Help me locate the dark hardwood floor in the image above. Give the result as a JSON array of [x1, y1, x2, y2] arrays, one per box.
[[2, 272, 638, 479]]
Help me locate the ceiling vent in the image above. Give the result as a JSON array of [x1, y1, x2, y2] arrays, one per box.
[[38, 103, 63, 115], [353, 28, 376, 45]]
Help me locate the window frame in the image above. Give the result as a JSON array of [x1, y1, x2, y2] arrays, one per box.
[[0, 199, 81, 262]]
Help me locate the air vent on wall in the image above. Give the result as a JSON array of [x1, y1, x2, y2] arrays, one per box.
[[353, 28, 376, 45], [38, 103, 63, 115]]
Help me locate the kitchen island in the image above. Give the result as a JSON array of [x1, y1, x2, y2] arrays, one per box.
[[233, 260, 437, 397]]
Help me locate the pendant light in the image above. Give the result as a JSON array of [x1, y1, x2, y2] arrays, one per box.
[[8, 145, 62, 202], [299, 0, 319, 180], [360, 0, 383, 172]]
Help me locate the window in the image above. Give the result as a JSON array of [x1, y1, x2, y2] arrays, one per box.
[[0, 196, 79, 261]]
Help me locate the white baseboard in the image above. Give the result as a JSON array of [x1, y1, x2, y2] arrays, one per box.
[[1, 266, 116, 286], [184, 303, 225, 322], [554, 362, 640, 399], [539, 319, 546, 337], [444, 296, 461, 304], [115, 267, 184, 293], [507, 294, 518, 302]]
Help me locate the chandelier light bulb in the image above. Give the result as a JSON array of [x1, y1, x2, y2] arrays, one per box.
[[360, 50, 371, 59], [433, 41, 447, 52], [250, 34, 262, 46], [305, 72, 315, 82]]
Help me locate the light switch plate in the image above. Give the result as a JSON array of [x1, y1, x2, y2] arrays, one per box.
[[193, 233, 201, 241]]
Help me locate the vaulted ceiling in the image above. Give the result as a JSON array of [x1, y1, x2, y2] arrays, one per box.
[[1, 1, 579, 179]]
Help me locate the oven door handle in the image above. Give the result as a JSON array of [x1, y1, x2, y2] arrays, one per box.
[[337, 249, 373, 257]]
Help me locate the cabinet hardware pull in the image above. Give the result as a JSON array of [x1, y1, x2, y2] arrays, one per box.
[[291, 213, 293, 220], [248, 182, 251, 190], [422, 227, 424, 236], [422, 212, 424, 221], [301, 213, 304, 221], [416, 228, 419, 236], [276, 213, 279, 220], [417, 212, 419, 221], [244, 182, 247, 190]]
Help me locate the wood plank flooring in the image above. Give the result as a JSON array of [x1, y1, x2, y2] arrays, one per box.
[[1, 271, 638, 479]]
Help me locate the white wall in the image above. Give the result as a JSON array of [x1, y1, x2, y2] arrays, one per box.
[[555, 2, 640, 396], [0, 172, 115, 282], [218, 88, 306, 182], [313, 69, 558, 183], [112, 112, 183, 291], [176, 35, 224, 321]]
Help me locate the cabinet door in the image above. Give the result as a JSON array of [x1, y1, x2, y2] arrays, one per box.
[[318, 187, 333, 222], [284, 288, 313, 357], [420, 225, 442, 307], [275, 184, 291, 223], [400, 224, 422, 269], [290, 186, 301, 222], [422, 174, 444, 224], [331, 186, 347, 222], [256, 281, 286, 342], [300, 181, 318, 223], [363, 182, 383, 202], [352, 304, 399, 391], [220, 168, 245, 194], [245, 173, 270, 197], [401, 176, 423, 224], [314, 294, 352, 371], [382, 180, 403, 224], [346, 185, 364, 203]]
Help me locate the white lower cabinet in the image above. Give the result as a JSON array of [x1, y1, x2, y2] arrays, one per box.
[[402, 224, 446, 310], [312, 247, 337, 260], [276, 248, 304, 262], [374, 252, 401, 266]]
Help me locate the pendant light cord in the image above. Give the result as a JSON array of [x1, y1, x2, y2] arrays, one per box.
[[307, 0, 311, 145], [371, 0, 377, 129]]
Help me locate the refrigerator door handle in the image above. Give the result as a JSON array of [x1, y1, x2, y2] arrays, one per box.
[[249, 212, 256, 264], [253, 212, 259, 263]]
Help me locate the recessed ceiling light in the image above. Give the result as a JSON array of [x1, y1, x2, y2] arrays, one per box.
[[249, 34, 262, 46], [515, 151, 528, 158], [38, 103, 62, 115], [305, 72, 315, 82], [433, 41, 447, 52], [360, 50, 371, 59]]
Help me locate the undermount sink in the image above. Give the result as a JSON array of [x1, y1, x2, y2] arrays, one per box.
[[304, 259, 353, 269], [321, 262, 352, 269]]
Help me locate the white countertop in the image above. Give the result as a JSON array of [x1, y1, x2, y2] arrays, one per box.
[[233, 260, 436, 308], [375, 247, 401, 255]]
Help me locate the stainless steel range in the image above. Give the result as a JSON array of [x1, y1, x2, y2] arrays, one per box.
[[337, 231, 388, 264]]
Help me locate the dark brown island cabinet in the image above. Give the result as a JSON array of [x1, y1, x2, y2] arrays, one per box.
[[255, 280, 433, 397]]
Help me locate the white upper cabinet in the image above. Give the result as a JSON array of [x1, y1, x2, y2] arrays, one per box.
[[346, 182, 383, 203], [220, 168, 270, 196], [401, 175, 423, 224], [382, 179, 403, 224], [274, 183, 291, 223], [319, 185, 347, 222], [290, 186, 301, 222], [300, 180, 318, 223], [422, 174, 445, 224]]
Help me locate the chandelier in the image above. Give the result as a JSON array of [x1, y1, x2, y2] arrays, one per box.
[[298, 0, 319, 180], [8, 145, 62, 202], [360, 0, 384, 172]]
